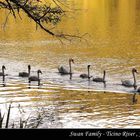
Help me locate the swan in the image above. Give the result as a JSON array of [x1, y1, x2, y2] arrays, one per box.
[[58, 58, 74, 75], [0, 65, 6, 82], [93, 70, 106, 83], [80, 65, 92, 79], [121, 68, 138, 88], [28, 70, 42, 86], [19, 65, 31, 77], [0, 65, 6, 76]]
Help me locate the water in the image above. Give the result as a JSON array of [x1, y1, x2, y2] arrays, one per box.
[[0, 0, 140, 128]]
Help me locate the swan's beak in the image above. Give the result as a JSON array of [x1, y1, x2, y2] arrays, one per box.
[[38, 70, 42, 74]]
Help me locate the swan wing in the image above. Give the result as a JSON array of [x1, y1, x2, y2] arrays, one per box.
[[29, 76, 39, 81], [0, 72, 4, 76], [58, 66, 69, 74], [121, 80, 133, 87], [19, 72, 29, 77], [80, 74, 88, 78], [93, 77, 104, 82]]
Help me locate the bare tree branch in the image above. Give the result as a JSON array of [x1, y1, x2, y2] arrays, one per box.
[[0, 0, 87, 42], [3, 11, 10, 30], [6, 0, 16, 18]]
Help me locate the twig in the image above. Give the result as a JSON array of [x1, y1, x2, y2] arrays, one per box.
[[6, 0, 16, 18], [3, 11, 10, 30], [5, 103, 12, 128], [0, 0, 87, 43]]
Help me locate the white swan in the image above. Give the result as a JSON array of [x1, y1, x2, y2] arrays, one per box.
[[58, 58, 74, 75], [121, 68, 137, 88]]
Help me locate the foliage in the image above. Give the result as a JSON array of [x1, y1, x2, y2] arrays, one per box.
[[0, 0, 63, 35], [0, 0, 86, 42]]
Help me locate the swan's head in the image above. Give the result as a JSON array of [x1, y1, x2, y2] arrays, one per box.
[[28, 65, 31, 70], [103, 70, 106, 74], [69, 58, 74, 64], [2, 65, 6, 70], [132, 68, 138, 73], [37, 70, 42, 74], [87, 65, 91, 68]]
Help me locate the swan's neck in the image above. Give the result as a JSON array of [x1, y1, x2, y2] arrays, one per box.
[[69, 61, 72, 74], [2, 68, 4, 75], [103, 71, 106, 81], [38, 72, 40, 79], [70, 73, 72, 80], [37, 72, 41, 86], [2, 68, 5, 82], [28, 68, 30, 75], [88, 67, 90, 79], [2, 75, 5, 82], [133, 71, 136, 86]]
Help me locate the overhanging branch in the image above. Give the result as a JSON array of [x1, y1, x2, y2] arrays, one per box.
[[0, 0, 87, 42]]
